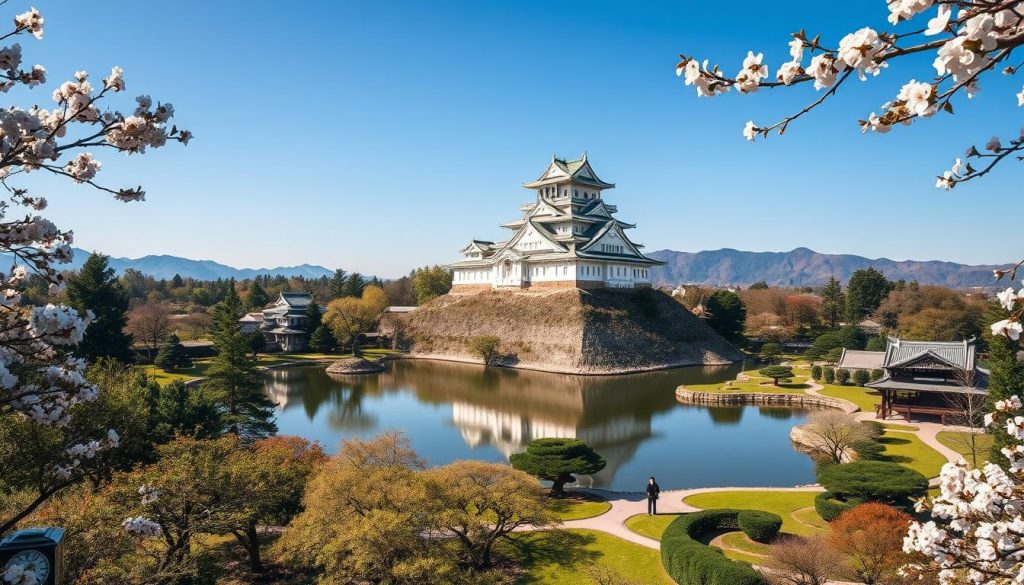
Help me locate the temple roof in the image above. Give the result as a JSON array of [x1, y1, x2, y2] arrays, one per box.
[[522, 153, 615, 189], [880, 337, 976, 370]]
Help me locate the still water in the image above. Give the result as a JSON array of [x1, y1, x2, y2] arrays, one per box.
[[268, 359, 816, 491]]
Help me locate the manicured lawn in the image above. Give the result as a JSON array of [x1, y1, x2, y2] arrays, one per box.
[[682, 490, 824, 536], [548, 497, 611, 521], [936, 431, 995, 462], [882, 422, 919, 432], [139, 350, 400, 384], [685, 368, 811, 395], [719, 531, 771, 560], [623, 513, 679, 541], [507, 529, 674, 585], [140, 359, 214, 383], [817, 383, 882, 413], [877, 429, 948, 478]]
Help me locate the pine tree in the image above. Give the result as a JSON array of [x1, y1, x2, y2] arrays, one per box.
[[821, 276, 845, 330], [845, 268, 891, 323], [204, 287, 277, 441], [344, 273, 366, 298], [171, 273, 184, 288], [308, 325, 336, 353], [328, 269, 348, 299], [246, 280, 270, 311], [154, 333, 192, 370], [66, 252, 134, 362], [303, 300, 322, 334]]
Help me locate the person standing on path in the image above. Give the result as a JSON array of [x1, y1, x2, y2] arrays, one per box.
[[646, 476, 660, 515]]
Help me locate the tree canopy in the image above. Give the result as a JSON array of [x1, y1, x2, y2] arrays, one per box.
[[509, 437, 606, 493], [66, 253, 134, 362], [703, 290, 747, 345]]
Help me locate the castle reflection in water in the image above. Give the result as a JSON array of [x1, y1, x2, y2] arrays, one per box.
[[266, 359, 815, 490]]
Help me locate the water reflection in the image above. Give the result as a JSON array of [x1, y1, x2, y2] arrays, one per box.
[[268, 360, 817, 490]]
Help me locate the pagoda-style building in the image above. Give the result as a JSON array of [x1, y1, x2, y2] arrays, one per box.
[[449, 154, 664, 292]]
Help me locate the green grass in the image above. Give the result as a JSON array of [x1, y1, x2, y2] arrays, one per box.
[[685, 368, 811, 395], [877, 428, 948, 478], [936, 431, 995, 460], [682, 490, 823, 536], [547, 498, 612, 521], [140, 358, 214, 383], [718, 531, 771, 559], [623, 513, 679, 541], [817, 383, 882, 413], [138, 350, 400, 384], [507, 529, 674, 585], [882, 422, 919, 432]]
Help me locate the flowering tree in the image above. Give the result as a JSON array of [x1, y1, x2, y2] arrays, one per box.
[[0, 3, 188, 542], [675, 0, 1024, 190]]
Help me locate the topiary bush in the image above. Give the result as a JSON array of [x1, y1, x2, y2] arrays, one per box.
[[851, 439, 886, 461], [860, 420, 884, 437], [736, 510, 783, 543], [817, 461, 928, 509], [815, 491, 860, 521], [823, 367, 835, 384], [811, 365, 822, 380], [852, 369, 870, 387], [870, 368, 884, 381], [836, 368, 851, 385], [660, 510, 767, 585]]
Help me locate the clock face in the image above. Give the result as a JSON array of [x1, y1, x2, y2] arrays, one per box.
[[4, 549, 50, 581]]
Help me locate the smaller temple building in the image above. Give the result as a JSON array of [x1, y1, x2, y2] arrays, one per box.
[[839, 338, 988, 422], [238, 292, 322, 352]]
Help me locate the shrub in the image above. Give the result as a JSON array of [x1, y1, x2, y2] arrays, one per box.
[[509, 438, 606, 493], [815, 491, 860, 521], [823, 367, 835, 383], [736, 510, 783, 543], [660, 509, 767, 585], [835, 368, 851, 385], [828, 503, 914, 585], [860, 420, 884, 437], [760, 342, 782, 364], [825, 347, 844, 364], [870, 368, 884, 381], [466, 335, 501, 366], [852, 369, 870, 387], [851, 439, 885, 461], [810, 365, 822, 380], [817, 461, 928, 508]]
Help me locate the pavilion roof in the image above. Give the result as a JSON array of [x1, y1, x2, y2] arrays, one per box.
[[881, 337, 977, 370]]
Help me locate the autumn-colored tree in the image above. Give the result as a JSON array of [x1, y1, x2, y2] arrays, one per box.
[[745, 312, 798, 343], [784, 294, 822, 330], [324, 285, 388, 354], [827, 503, 914, 585]]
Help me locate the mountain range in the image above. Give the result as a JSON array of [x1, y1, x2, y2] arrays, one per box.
[[647, 248, 1004, 289], [41, 247, 1005, 288], [59, 248, 336, 281]]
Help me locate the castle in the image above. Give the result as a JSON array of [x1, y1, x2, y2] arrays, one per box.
[[448, 154, 663, 292]]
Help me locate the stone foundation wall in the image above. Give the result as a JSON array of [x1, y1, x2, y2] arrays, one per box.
[[674, 387, 859, 414]]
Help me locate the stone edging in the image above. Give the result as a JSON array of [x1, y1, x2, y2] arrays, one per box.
[[675, 386, 859, 414]]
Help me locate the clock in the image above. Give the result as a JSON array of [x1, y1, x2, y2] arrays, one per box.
[[0, 527, 63, 585], [4, 549, 50, 581]]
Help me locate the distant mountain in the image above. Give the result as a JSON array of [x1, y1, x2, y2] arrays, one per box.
[[58, 248, 336, 281], [648, 247, 1004, 289]]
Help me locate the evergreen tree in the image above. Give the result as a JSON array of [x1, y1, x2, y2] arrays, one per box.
[[204, 287, 277, 441], [66, 252, 134, 362], [246, 280, 270, 311], [303, 300, 322, 333], [845, 268, 891, 323], [171, 273, 184, 288], [308, 325, 336, 353], [821, 276, 845, 330], [328, 269, 348, 299], [154, 333, 192, 370], [344, 273, 366, 298], [986, 334, 1024, 468], [151, 380, 224, 443], [703, 290, 747, 345]]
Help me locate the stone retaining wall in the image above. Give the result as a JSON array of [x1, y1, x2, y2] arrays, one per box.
[[674, 387, 859, 414]]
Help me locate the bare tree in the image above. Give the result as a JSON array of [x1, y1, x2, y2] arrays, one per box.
[[802, 411, 877, 464], [179, 312, 211, 341], [585, 565, 645, 585], [942, 368, 989, 468], [763, 535, 844, 585], [125, 302, 174, 352]]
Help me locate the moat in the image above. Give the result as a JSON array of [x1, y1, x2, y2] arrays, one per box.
[[268, 359, 816, 491]]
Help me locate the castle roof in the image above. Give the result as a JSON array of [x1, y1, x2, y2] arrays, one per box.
[[522, 153, 615, 189]]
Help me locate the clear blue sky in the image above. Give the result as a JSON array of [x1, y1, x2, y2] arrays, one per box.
[[22, 0, 1022, 278]]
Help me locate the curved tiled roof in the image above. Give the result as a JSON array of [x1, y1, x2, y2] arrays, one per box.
[[881, 337, 976, 369]]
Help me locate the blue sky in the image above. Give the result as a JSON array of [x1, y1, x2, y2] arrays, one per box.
[[20, 0, 1022, 277]]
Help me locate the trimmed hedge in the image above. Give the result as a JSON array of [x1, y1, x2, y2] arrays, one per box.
[[815, 491, 860, 521], [823, 367, 835, 383], [660, 509, 769, 585], [852, 369, 870, 386], [736, 510, 782, 543], [836, 368, 851, 385], [817, 461, 929, 505], [810, 365, 822, 380], [851, 439, 886, 461]]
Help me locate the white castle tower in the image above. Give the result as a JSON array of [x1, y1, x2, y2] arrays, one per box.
[[449, 153, 663, 292]]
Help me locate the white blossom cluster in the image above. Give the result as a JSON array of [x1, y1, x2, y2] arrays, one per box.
[[122, 515, 162, 539], [0, 6, 187, 498], [675, 1, 1024, 178], [903, 396, 1024, 583], [2, 561, 40, 585]]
